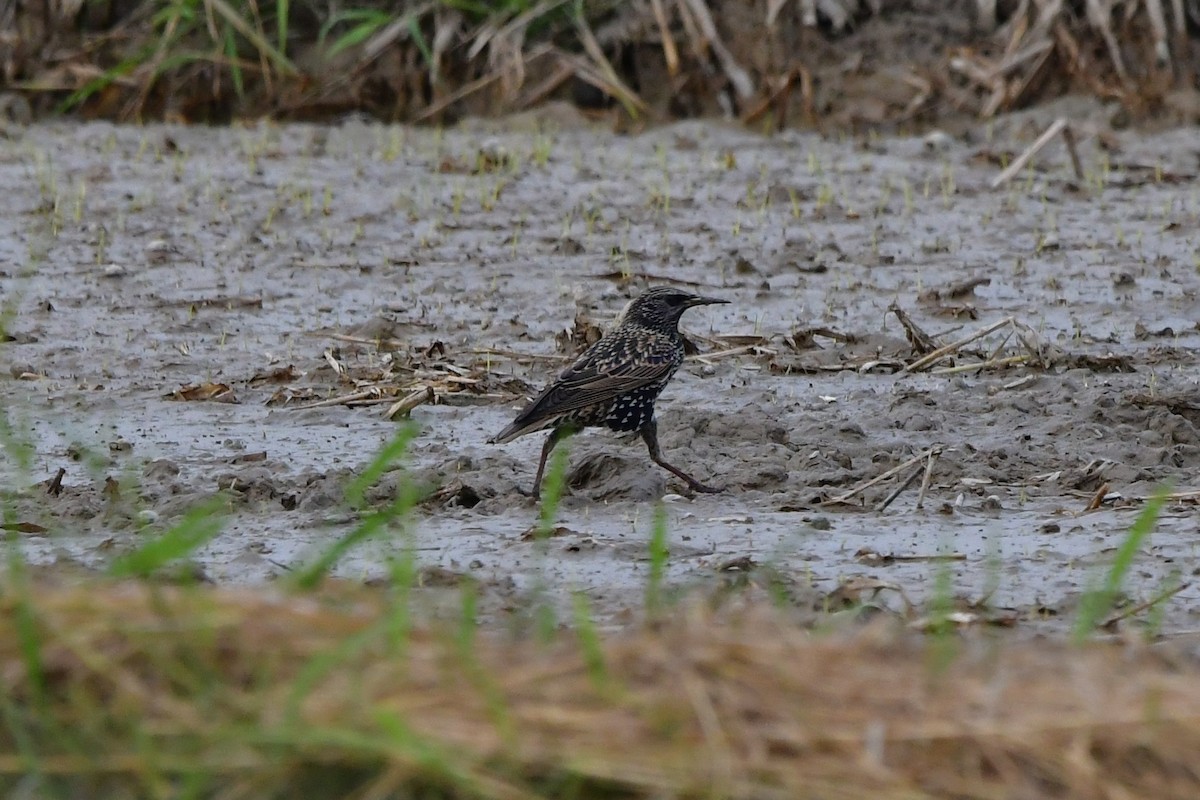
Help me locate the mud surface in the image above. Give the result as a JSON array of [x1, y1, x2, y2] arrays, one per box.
[[3, 105, 1199, 635]]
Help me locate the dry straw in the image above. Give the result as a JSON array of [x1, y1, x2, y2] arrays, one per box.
[[3, 581, 1200, 797]]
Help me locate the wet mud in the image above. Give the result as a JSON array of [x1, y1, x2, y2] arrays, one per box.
[[2, 104, 1199, 634]]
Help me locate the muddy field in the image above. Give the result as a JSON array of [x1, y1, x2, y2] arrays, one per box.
[[2, 102, 1199, 635]]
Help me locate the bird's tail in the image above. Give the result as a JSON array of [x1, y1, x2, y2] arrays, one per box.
[[487, 421, 524, 445], [489, 414, 558, 445]]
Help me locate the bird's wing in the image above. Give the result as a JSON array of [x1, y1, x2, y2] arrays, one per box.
[[491, 336, 678, 442]]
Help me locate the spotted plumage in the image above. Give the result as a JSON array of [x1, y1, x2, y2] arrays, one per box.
[[489, 286, 728, 499]]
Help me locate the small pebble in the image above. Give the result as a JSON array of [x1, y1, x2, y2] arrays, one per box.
[[145, 239, 178, 262], [923, 130, 952, 152]]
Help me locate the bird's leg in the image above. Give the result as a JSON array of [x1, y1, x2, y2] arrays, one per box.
[[530, 425, 575, 500], [639, 420, 724, 494]]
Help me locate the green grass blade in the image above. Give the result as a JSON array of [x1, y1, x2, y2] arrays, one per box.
[[276, 0, 289, 54], [7, 546, 45, 711], [319, 8, 392, 55], [453, 578, 516, 745], [572, 590, 607, 689], [924, 551, 959, 673], [224, 26, 244, 96], [291, 424, 418, 590], [371, 711, 482, 792], [55, 53, 145, 113], [458, 577, 478, 649], [530, 444, 570, 639], [436, 0, 492, 19], [1073, 488, 1168, 641], [205, 0, 297, 75], [345, 422, 417, 509], [283, 616, 389, 725], [536, 443, 569, 538], [384, 546, 418, 653], [0, 693, 41, 788], [289, 500, 396, 591], [108, 497, 226, 578], [1145, 570, 1183, 639], [645, 503, 668, 613], [406, 15, 433, 66]]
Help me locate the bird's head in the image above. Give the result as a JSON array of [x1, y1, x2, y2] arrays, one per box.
[[618, 286, 729, 330]]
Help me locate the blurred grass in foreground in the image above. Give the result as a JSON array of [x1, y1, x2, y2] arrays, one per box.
[[0, 577, 1198, 798]]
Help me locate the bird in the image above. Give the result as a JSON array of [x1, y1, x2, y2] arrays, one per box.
[[489, 286, 728, 499]]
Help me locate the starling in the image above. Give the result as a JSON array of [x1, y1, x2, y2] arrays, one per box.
[[489, 286, 728, 499]]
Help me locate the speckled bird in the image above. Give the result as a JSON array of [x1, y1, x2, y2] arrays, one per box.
[[489, 286, 728, 499]]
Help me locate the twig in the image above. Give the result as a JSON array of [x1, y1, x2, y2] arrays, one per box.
[[889, 302, 940, 355], [930, 354, 1030, 375], [573, 13, 647, 115], [416, 70, 504, 122], [857, 549, 966, 564], [1000, 374, 1040, 391], [1086, 0, 1129, 84], [877, 461, 925, 512], [999, 42, 1054, 113], [323, 349, 346, 376], [894, 553, 965, 562], [799, 0, 816, 25], [986, 38, 1054, 81], [470, 347, 570, 363], [824, 448, 935, 506], [766, 0, 788, 25], [324, 333, 409, 350], [1102, 582, 1191, 629], [1134, 488, 1200, 503], [691, 344, 775, 363], [740, 67, 798, 127], [680, 0, 755, 100], [46, 467, 66, 497], [985, 327, 1015, 362], [555, 50, 647, 114], [516, 60, 575, 109], [915, 446, 942, 510], [990, 118, 1069, 188], [293, 390, 380, 410], [362, 6, 429, 63], [904, 317, 1014, 372], [1084, 481, 1111, 512], [386, 385, 435, 419], [649, 0, 680, 76], [1061, 123, 1085, 181], [345, 397, 407, 407]]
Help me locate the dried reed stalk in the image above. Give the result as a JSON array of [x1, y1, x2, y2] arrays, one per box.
[[2, 584, 1200, 798]]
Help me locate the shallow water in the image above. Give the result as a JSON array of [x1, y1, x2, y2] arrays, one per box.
[[3, 111, 1199, 634]]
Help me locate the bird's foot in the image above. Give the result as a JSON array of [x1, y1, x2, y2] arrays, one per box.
[[685, 480, 725, 495]]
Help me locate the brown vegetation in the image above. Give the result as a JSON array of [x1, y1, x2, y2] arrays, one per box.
[[4, 580, 1200, 798], [2, 0, 1198, 126]]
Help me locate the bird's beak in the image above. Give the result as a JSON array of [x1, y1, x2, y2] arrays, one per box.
[[686, 295, 730, 307]]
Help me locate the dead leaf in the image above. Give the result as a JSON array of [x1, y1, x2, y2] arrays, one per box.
[[1, 522, 48, 535], [248, 365, 299, 385], [520, 525, 578, 542], [167, 383, 238, 403]]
